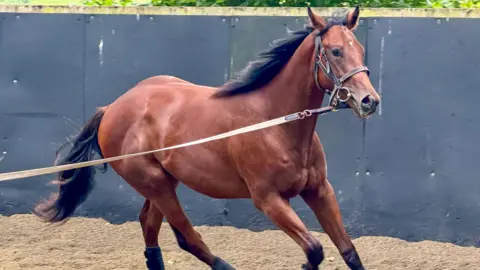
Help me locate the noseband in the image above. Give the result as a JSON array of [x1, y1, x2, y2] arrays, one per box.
[[313, 30, 370, 110]]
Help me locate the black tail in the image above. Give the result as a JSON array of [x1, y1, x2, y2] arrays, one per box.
[[34, 107, 107, 223]]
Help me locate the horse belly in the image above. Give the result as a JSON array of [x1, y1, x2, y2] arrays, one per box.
[[181, 172, 250, 199], [159, 150, 251, 199]]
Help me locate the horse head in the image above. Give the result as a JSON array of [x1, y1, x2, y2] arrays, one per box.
[[308, 7, 381, 118]]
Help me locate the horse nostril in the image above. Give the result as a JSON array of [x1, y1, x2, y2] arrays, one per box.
[[360, 95, 377, 112], [361, 95, 373, 106]]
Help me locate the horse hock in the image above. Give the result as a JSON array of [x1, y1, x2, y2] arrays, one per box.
[[171, 224, 235, 269]]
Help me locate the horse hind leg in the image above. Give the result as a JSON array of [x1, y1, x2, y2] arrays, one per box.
[[110, 155, 170, 270], [139, 199, 165, 270], [116, 155, 233, 270], [150, 184, 235, 270]]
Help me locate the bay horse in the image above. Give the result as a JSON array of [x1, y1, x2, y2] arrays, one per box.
[[34, 7, 380, 270]]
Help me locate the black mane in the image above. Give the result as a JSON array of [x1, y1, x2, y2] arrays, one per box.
[[214, 18, 345, 98]]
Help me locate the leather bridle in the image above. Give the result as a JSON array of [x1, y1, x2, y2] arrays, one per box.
[[312, 30, 370, 110]]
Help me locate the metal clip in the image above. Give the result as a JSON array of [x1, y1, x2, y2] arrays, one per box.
[[285, 112, 303, 121], [303, 110, 313, 117]]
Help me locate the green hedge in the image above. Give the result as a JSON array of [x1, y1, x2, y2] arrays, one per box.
[[2, 0, 479, 9], [81, 0, 479, 7]]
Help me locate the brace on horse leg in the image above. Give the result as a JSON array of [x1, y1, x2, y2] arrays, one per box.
[[139, 200, 166, 270]]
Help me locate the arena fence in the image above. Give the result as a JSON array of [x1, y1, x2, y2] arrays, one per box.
[[0, 6, 479, 247]]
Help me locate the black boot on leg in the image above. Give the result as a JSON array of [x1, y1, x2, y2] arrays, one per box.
[[341, 248, 365, 270], [212, 256, 236, 270], [144, 246, 165, 270]]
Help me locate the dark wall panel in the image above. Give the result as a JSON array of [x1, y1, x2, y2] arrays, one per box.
[[84, 14, 231, 113], [363, 17, 480, 246], [0, 13, 85, 216]]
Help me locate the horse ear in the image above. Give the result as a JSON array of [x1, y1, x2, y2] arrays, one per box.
[[345, 6, 360, 31], [307, 7, 326, 30]]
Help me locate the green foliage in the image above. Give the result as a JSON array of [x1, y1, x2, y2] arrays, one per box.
[[83, 0, 132, 6], [3, 0, 30, 4], [80, 0, 480, 8]]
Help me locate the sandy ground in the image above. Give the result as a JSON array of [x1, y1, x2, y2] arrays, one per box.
[[0, 214, 479, 270]]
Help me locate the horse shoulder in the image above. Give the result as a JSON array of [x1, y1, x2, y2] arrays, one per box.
[[229, 127, 309, 196]]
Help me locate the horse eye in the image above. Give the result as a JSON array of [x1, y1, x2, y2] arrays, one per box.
[[331, 48, 342, 57]]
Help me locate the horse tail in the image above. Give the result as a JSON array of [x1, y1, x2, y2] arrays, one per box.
[[34, 107, 108, 223]]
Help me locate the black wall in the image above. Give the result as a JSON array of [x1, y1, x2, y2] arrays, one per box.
[[1, 12, 479, 247]]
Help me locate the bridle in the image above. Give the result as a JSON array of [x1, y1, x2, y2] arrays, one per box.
[[312, 29, 370, 110]]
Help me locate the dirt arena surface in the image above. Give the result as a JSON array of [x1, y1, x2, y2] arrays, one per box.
[[0, 214, 479, 270]]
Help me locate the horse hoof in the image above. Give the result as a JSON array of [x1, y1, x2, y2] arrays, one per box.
[[212, 257, 235, 270], [301, 263, 319, 270]]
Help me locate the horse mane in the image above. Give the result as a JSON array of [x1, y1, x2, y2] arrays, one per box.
[[213, 17, 345, 98]]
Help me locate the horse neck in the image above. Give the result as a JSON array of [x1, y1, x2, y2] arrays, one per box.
[[261, 34, 326, 140]]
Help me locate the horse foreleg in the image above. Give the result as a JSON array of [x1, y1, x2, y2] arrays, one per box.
[[253, 193, 324, 270], [300, 180, 365, 270], [139, 199, 165, 270]]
